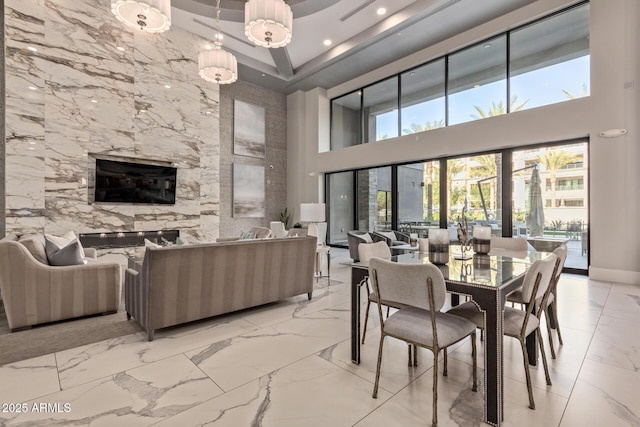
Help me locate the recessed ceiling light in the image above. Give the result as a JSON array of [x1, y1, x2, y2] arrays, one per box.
[[483, 43, 492, 49], [116, 46, 125, 52], [473, 84, 481, 88], [28, 86, 37, 90], [377, 7, 387, 15], [164, 84, 171, 89], [323, 39, 332, 46], [409, 71, 416, 76], [140, 109, 147, 113], [28, 147, 35, 150], [91, 99, 98, 103], [261, 73, 266, 77], [27, 46, 38, 52], [29, 141, 36, 145]]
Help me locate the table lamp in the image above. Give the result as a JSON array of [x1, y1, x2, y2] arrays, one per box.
[[300, 203, 326, 246]]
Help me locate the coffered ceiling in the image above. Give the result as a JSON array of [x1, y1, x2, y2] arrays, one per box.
[[172, 0, 536, 93]]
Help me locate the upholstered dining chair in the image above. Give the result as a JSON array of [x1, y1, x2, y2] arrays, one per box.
[[369, 258, 478, 427], [448, 253, 558, 410], [490, 236, 529, 252], [507, 244, 568, 358], [358, 241, 394, 344]]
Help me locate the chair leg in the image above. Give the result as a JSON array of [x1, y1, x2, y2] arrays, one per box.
[[386, 306, 390, 318], [414, 344, 418, 367], [537, 328, 552, 386], [408, 344, 413, 367], [362, 300, 371, 344], [373, 335, 385, 398], [519, 337, 536, 410], [471, 331, 477, 392], [552, 299, 563, 345], [545, 307, 557, 359], [443, 348, 448, 376], [432, 349, 439, 427]]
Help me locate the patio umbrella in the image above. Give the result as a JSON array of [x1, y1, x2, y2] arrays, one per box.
[[526, 167, 545, 237]]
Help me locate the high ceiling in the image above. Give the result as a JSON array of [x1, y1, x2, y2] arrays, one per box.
[[172, 0, 537, 94]]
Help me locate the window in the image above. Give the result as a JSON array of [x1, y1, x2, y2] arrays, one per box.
[[398, 161, 440, 236], [448, 35, 507, 125], [447, 154, 502, 230], [377, 191, 392, 226], [329, 3, 590, 150], [401, 60, 445, 135], [356, 167, 392, 231], [327, 172, 354, 245], [331, 91, 361, 149], [363, 77, 398, 142], [510, 3, 590, 111]]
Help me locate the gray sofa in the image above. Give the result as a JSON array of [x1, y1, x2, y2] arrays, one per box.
[[0, 235, 122, 331], [125, 236, 317, 341]]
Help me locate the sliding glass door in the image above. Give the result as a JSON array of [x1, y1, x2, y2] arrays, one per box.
[[325, 140, 589, 272], [512, 142, 588, 270], [356, 166, 392, 232], [327, 172, 354, 245], [447, 153, 503, 234], [397, 161, 440, 237]]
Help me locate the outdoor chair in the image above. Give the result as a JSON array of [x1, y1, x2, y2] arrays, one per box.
[[448, 253, 558, 410], [369, 258, 478, 427], [370, 230, 410, 247], [348, 231, 373, 262]]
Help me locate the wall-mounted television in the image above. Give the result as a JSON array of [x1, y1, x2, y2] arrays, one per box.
[[94, 159, 177, 205]]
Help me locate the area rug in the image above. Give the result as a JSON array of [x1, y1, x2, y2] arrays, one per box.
[[0, 296, 143, 366]]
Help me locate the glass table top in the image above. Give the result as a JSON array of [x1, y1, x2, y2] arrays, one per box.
[[354, 247, 551, 289]]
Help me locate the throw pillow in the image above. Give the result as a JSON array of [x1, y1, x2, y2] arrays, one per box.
[[379, 231, 396, 241], [44, 236, 86, 266], [144, 238, 162, 248], [361, 233, 373, 243], [45, 231, 85, 258], [18, 233, 49, 264], [239, 231, 257, 240], [0, 232, 19, 242], [176, 237, 187, 245]]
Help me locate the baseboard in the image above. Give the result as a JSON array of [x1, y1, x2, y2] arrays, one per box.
[[589, 266, 640, 285]]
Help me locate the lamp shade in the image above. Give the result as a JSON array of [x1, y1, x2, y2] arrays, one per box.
[[300, 203, 325, 222], [198, 47, 238, 84], [111, 0, 171, 33], [245, 0, 293, 48]]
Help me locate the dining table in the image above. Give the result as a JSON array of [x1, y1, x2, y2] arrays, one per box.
[[350, 247, 550, 427]]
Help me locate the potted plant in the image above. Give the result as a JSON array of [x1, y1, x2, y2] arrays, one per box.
[[279, 208, 291, 228], [293, 222, 303, 229]]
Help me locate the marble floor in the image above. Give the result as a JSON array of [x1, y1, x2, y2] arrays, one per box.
[[0, 248, 639, 426]]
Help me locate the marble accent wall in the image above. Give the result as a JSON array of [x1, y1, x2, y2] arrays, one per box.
[[0, 1, 5, 237], [4, 0, 220, 242]]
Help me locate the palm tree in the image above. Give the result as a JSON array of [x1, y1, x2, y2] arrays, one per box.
[[402, 120, 445, 135], [536, 149, 579, 207], [471, 155, 498, 217], [471, 96, 529, 119], [562, 83, 589, 99], [447, 159, 465, 214]]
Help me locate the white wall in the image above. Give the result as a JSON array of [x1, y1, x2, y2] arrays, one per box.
[[287, 0, 640, 284]]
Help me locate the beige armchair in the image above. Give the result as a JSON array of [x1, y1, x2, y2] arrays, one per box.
[[0, 237, 121, 331]]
